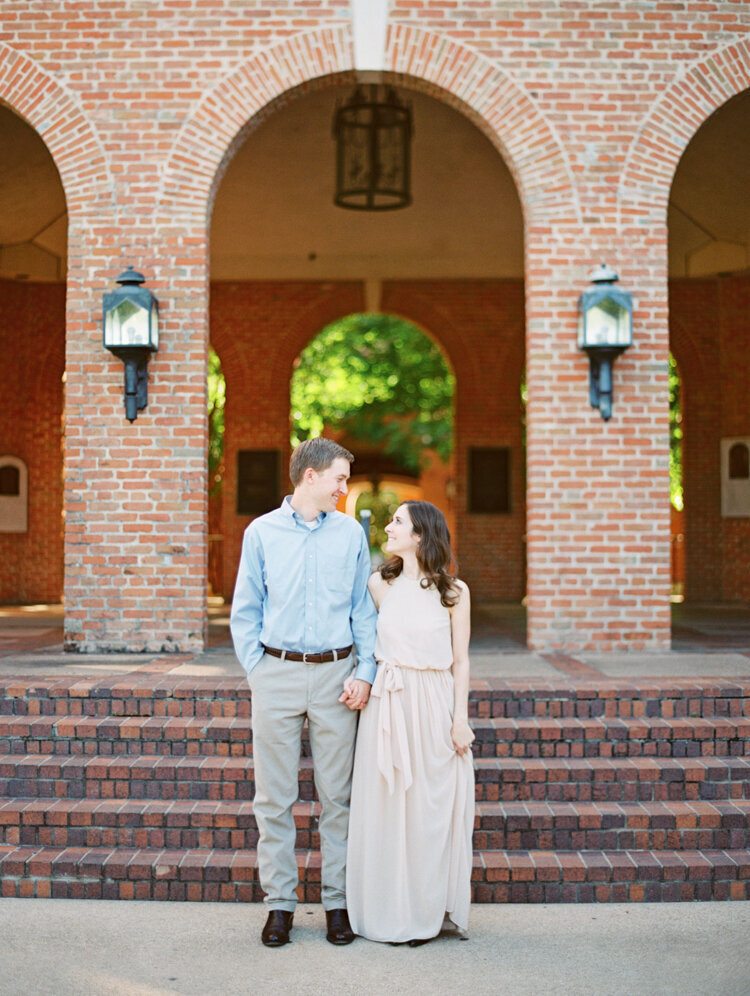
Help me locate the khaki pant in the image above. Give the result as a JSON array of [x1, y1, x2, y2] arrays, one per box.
[[249, 652, 357, 911]]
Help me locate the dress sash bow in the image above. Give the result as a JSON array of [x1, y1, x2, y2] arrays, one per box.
[[371, 660, 413, 794]]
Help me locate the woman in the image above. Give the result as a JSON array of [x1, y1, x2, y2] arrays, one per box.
[[345, 500, 475, 945]]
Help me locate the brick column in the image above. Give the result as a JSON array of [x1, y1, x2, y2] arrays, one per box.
[[524, 223, 672, 652], [63, 217, 208, 652]]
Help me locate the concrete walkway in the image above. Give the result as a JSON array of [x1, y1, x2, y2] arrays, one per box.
[[2, 898, 749, 996]]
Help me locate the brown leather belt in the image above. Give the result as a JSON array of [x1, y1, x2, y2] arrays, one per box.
[[262, 644, 353, 664]]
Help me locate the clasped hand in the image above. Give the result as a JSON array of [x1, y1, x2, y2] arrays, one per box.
[[339, 676, 371, 711]]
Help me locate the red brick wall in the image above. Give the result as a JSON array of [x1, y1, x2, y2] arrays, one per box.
[[719, 274, 750, 603], [382, 281, 526, 602], [0, 280, 64, 604], [211, 279, 526, 604], [0, 4, 747, 649], [211, 282, 365, 598], [670, 274, 750, 604]]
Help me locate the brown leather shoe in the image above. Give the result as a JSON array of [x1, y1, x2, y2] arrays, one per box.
[[325, 908, 355, 945], [261, 909, 294, 947]]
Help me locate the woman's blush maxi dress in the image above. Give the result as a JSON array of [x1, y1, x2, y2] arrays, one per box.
[[346, 574, 475, 943]]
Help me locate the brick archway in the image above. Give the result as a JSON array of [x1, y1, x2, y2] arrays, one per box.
[[0, 47, 110, 606], [0, 44, 110, 209], [160, 24, 578, 226], [164, 23, 568, 612], [619, 38, 750, 220]]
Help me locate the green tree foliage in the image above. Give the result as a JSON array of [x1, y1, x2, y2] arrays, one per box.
[[291, 314, 454, 473], [669, 352, 683, 510], [354, 488, 401, 556], [207, 346, 225, 496]]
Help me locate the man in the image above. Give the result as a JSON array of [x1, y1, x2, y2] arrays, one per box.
[[230, 437, 377, 948]]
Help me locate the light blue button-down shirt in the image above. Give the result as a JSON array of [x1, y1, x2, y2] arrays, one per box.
[[230, 497, 377, 684]]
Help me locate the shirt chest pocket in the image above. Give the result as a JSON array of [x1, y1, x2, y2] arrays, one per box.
[[321, 552, 355, 595]]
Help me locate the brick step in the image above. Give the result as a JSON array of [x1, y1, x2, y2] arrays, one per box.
[[0, 715, 259, 758], [2, 712, 748, 761], [471, 679, 750, 721], [479, 756, 750, 803], [0, 678, 249, 720], [2, 677, 748, 720], [2, 796, 749, 852], [473, 800, 750, 851], [471, 716, 750, 759], [2, 754, 749, 803], [1, 843, 748, 903]]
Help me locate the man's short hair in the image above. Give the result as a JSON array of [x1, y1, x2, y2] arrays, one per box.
[[289, 437, 354, 487]]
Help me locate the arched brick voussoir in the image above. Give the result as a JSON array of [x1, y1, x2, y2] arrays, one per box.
[[619, 39, 750, 223], [159, 24, 354, 216], [160, 23, 579, 227], [386, 25, 581, 225], [0, 44, 111, 209]]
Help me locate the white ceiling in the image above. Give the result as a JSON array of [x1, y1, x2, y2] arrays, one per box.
[[0, 84, 748, 283]]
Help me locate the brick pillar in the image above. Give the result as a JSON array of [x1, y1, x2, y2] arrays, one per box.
[[525, 224, 672, 652], [63, 216, 208, 652]]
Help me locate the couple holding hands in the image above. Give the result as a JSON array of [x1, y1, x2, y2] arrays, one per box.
[[230, 437, 475, 948]]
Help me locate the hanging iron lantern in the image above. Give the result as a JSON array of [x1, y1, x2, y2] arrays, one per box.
[[333, 85, 412, 211]]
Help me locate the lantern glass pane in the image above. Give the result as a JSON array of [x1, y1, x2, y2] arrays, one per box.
[[104, 300, 151, 347], [341, 123, 372, 194], [585, 299, 631, 347], [150, 300, 159, 348], [376, 123, 406, 193]]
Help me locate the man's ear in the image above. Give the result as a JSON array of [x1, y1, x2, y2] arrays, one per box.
[[302, 466, 317, 486]]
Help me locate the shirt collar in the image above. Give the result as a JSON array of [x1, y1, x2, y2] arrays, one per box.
[[281, 495, 327, 527]]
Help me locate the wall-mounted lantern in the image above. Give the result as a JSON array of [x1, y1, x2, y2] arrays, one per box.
[[333, 85, 412, 211], [103, 266, 159, 422], [577, 263, 633, 421]]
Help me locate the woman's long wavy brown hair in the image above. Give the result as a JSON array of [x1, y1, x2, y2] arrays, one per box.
[[380, 500, 460, 607]]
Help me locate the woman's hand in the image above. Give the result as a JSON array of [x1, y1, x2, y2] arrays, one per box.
[[451, 718, 475, 755], [339, 676, 371, 711]]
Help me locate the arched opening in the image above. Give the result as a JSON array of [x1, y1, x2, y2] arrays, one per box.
[[669, 354, 684, 601], [207, 345, 226, 600], [0, 103, 67, 606], [209, 76, 526, 622], [290, 312, 456, 561], [668, 88, 750, 610]]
